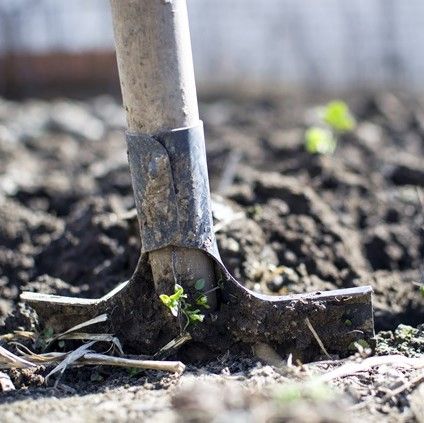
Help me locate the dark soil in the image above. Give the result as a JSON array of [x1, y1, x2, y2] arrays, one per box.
[[0, 92, 423, 422]]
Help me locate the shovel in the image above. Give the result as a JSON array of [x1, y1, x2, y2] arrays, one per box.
[[21, 0, 374, 360]]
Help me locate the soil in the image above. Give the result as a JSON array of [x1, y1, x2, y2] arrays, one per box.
[[0, 92, 423, 422]]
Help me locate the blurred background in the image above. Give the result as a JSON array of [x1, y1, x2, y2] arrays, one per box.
[[1, 0, 423, 97]]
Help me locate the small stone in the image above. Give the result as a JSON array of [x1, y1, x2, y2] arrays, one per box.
[[0, 372, 15, 392], [267, 275, 285, 292], [283, 250, 297, 265], [220, 237, 240, 253], [267, 268, 299, 292]]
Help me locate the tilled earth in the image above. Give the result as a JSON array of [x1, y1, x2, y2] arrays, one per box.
[[0, 92, 423, 422]]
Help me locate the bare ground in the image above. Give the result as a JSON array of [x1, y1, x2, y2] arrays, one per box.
[[0, 92, 423, 422]]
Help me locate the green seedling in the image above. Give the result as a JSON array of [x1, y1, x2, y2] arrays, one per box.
[[159, 284, 186, 317], [344, 319, 352, 327], [274, 380, 335, 405], [323, 100, 356, 133], [196, 294, 210, 308], [247, 204, 263, 219], [305, 100, 356, 155], [194, 279, 210, 309], [396, 324, 415, 340], [36, 326, 55, 351], [160, 284, 209, 332], [305, 127, 336, 155], [348, 339, 370, 351]]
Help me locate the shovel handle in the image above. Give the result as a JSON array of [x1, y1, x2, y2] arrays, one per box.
[[110, 0, 199, 134], [110, 0, 216, 303]]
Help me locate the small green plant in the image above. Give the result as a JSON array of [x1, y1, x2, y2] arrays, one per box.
[[348, 339, 370, 351], [196, 294, 209, 308], [159, 284, 186, 317], [344, 319, 352, 327], [305, 127, 336, 155], [274, 380, 334, 405], [396, 324, 415, 340], [323, 100, 356, 132], [160, 283, 209, 332], [305, 100, 356, 154], [35, 326, 54, 350]]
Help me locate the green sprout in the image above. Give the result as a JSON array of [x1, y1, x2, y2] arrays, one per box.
[[196, 294, 209, 308], [323, 100, 356, 133], [396, 324, 415, 340], [305, 127, 336, 155], [43, 326, 54, 339], [419, 285, 424, 297], [348, 339, 370, 351], [274, 380, 335, 405], [305, 100, 356, 155], [160, 283, 209, 332], [35, 326, 55, 351], [159, 284, 186, 317]]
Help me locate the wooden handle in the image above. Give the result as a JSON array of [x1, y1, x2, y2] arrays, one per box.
[[110, 0, 199, 134]]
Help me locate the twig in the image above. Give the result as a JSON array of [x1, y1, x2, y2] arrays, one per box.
[[56, 333, 124, 355], [348, 398, 375, 411], [416, 187, 424, 284], [381, 373, 424, 402], [12, 349, 64, 365], [116, 208, 138, 221], [11, 349, 185, 374], [46, 341, 97, 387], [0, 331, 36, 342], [0, 345, 36, 369], [51, 313, 108, 343], [304, 317, 331, 359], [348, 368, 424, 411], [416, 187, 424, 210], [81, 353, 185, 373], [154, 333, 192, 359], [319, 355, 424, 382]]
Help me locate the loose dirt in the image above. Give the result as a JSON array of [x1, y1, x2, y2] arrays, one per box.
[[0, 92, 423, 422]]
